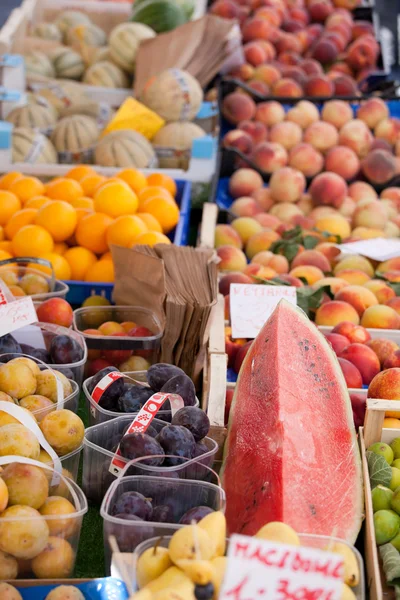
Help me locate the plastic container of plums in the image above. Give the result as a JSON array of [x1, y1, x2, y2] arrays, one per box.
[[0, 258, 69, 301], [5, 322, 88, 388], [101, 463, 225, 574], [0, 456, 87, 580], [82, 416, 219, 504]]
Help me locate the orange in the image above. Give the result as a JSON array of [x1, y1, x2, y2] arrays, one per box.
[[146, 173, 177, 197], [117, 169, 148, 194], [101, 251, 112, 261], [136, 212, 162, 233], [80, 174, 106, 197], [35, 200, 78, 242], [141, 196, 179, 234], [53, 242, 68, 255], [12, 224, 54, 257], [134, 232, 171, 247], [0, 250, 12, 261], [137, 186, 173, 210], [0, 226, 3, 241], [5, 208, 38, 240], [0, 171, 22, 190], [94, 180, 138, 217], [45, 178, 83, 202], [106, 215, 148, 249], [0, 241, 13, 254], [64, 246, 97, 281], [65, 165, 96, 182], [0, 191, 21, 226], [29, 252, 71, 280], [9, 176, 45, 204], [76, 212, 113, 255], [25, 196, 50, 209], [69, 197, 94, 210], [75, 207, 93, 224], [85, 259, 114, 283]]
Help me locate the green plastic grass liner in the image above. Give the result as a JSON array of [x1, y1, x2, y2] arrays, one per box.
[[0, 257, 69, 301]]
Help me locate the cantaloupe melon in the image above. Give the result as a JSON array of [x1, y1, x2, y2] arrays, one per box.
[[6, 104, 57, 131], [55, 10, 92, 37], [26, 92, 59, 118], [109, 22, 155, 73], [140, 69, 203, 122], [59, 101, 115, 128], [24, 51, 55, 79], [51, 115, 99, 154], [94, 130, 157, 168], [28, 81, 88, 113], [50, 47, 85, 80], [12, 128, 58, 164], [83, 61, 130, 88], [88, 46, 111, 65], [32, 23, 62, 42], [66, 23, 107, 48], [152, 121, 206, 168]]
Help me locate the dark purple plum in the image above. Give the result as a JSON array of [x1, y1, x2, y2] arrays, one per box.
[[118, 384, 155, 413], [195, 583, 214, 600], [171, 407, 210, 441], [151, 504, 175, 523], [161, 374, 196, 407], [111, 491, 153, 519], [20, 343, 35, 354], [147, 363, 186, 391], [107, 514, 154, 552], [179, 506, 214, 524], [50, 335, 84, 364], [156, 425, 196, 466], [87, 366, 123, 411], [30, 348, 51, 363], [0, 335, 22, 361], [55, 367, 75, 381], [182, 441, 214, 481], [119, 432, 164, 466], [121, 423, 158, 439]]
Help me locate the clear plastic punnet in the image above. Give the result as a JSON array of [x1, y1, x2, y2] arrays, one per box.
[[0, 257, 69, 301]]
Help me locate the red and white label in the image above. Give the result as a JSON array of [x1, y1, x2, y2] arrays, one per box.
[[0, 279, 14, 305], [91, 371, 126, 404], [0, 296, 38, 336], [109, 391, 184, 476], [219, 535, 344, 600]]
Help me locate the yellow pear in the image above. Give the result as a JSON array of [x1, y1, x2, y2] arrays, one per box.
[[211, 556, 227, 599], [137, 546, 172, 589], [342, 583, 357, 600], [130, 590, 153, 600], [255, 522, 300, 546], [169, 526, 216, 564], [328, 543, 360, 588], [152, 582, 196, 600], [198, 512, 226, 558], [145, 567, 194, 595], [176, 559, 215, 585]]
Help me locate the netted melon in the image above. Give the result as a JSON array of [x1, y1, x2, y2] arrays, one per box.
[[59, 101, 115, 128], [94, 130, 157, 168], [24, 51, 55, 79], [83, 61, 130, 88], [55, 10, 92, 37], [50, 47, 85, 80], [66, 23, 107, 48], [109, 22, 155, 73], [32, 23, 62, 42], [12, 128, 58, 164], [51, 115, 99, 153], [140, 68, 203, 122], [6, 104, 57, 130], [29, 80, 88, 113], [152, 121, 206, 169]]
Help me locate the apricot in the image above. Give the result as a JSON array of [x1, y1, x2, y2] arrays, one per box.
[[339, 197, 357, 218], [286, 100, 319, 129], [304, 74, 334, 97], [219, 273, 253, 296], [375, 117, 400, 147], [269, 122, 302, 151], [254, 214, 281, 229], [356, 98, 389, 129], [214, 224, 243, 250], [19, 395, 54, 421], [216, 246, 247, 272], [231, 217, 263, 244], [315, 214, 351, 240], [229, 168, 263, 198], [321, 100, 353, 129], [350, 227, 385, 241], [0, 363, 36, 399], [272, 78, 303, 98], [36, 370, 72, 402], [364, 280, 396, 304], [0, 505, 49, 559], [386, 298, 400, 316], [39, 496, 77, 538], [303, 121, 339, 154], [252, 142, 288, 173], [31, 536, 74, 579], [334, 255, 374, 277], [2, 463, 49, 509], [230, 197, 262, 218], [0, 550, 18, 579], [314, 242, 341, 264], [369, 369, 400, 418], [97, 321, 124, 336], [245, 230, 280, 259], [291, 250, 330, 273], [223, 130, 253, 155], [288, 265, 324, 285], [361, 305, 400, 330], [324, 146, 360, 181], [325, 332, 350, 354], [20, 274, 49, 296], [251, 251, 289, 274], [253, 64, 281, 87], [313, 277, 349, 294], [348, 181, 377, 203], [367, 339, 400, 366], [255, 101, 285, 127], [269, 167, 306, 203], [222, 92, 256, 124], [338, 357, 363, 388], [251, 188, 274, 212], [288, 143, 324, 178], [381, 188, 400, 206], [362, 149, 397, 185], [0, 424, 40, 459], [243, 41, 268, 66], [40, 410, 84, 456], [339, 343, 380, 385], [309, 172, 348, 209], [297, 194, 314, 215], [315, 300, 360, 326], [335, 285, 378, 316], [353, 201, 388, 233], [269, 202, 302, 223], [339, 119, 373, 158]]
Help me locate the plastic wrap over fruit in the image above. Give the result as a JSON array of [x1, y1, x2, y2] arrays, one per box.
[[14, 577, 129, 599]]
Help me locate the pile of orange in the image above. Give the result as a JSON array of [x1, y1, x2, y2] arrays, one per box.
[[0, 167, 181, 283]]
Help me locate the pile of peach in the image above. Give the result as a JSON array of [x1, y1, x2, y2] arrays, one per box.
[[222, 97, 400, 187], [211, 0, 380, 97]]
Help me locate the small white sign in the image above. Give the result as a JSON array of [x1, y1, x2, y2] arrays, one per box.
[[219, 535, 344, 600], [338, 238, 400, 262], [0, 297, 38, 337], [230, 284, 297, 339]]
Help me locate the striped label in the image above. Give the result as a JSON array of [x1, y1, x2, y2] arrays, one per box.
[[91, 371, 125, 404]]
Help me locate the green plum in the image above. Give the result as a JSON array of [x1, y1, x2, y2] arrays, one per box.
[[391, 438, 400, 460], [368, 442, 394, 465], [374, 510, 400, 545], [390, 467, 400, 491], [372, 485, 394, 512]]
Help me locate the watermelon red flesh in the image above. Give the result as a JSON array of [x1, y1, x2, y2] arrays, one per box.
[[221, 299, 363, 543]]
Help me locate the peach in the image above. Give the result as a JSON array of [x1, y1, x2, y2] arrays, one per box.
[[361, 305, 400, 329], [346, 35, 379, 71], [245, 229, 280, 259], [271, 78, 304, 98], [304, 74, 334, 97], [243, 264, 261, 277], [269, 167, 306, 203], [229, 168, 263, 198], [325, 332, 350, 354], [251, 251, 289, 273], [219, 272, 253, 296], [255, 101, 285, 127], [314, 215, 351, 240], [331, 321, 357, 337], [371, 138, 393, 153], [229, 63, 255, 81], [223, 130, 254, 155], [346, 324, 371, 344], [288, 143, 324, 177], [309, 172, 348, 208], [252, 187, 275, 211], [289, 265, 325, 285], [396, 139, 400, 157], [314, 242, 341, 263], [335, 284, 378, 316], [280, 66, 307, 88], [312, 38, 338, 64], [352, 22, 375, 41], [256, 266, 278, 280], [277, 50, 303, 66], [369, 369, 400, 418], [308, 0, 334, 22], [303, 121, 339, 154], [242, 17, 273, 41], [278, 273, 304, 287], [301, 58, 324, 76], [256, 7, 283, 27], [253, 64, 281, 87], [214, 224, 243, 249], [315, 300, 360, 326], [328, 61, 353, 77], [297, 193, 314, 215], [348, 180, 377, 203], [377, 258, 400, 274], [289, 7, 310, 26], [270, 202, 303, 223], [383, 271, 400, 283], [333, 75, 358, 96], [387, 297, 400, 316], [286, 100, 320, 129], [98, 322, 124, 336], [339, 196, 357, 218], [366, 339, 400, 366], [257, 40, 276, 61], [356, 98, 389, 129], [246, 79, 271, 96], [230, 197, 262, 217], [251, 142, 288, 173], [379, 198, 398, 220], [291, 215, 316, 230], [254, 213, 281, 229], [350, 226, 385, 241], [339, 119, 373, 158], [338, 357, 363, 388], [364, 280, 396, 304], [232, 216, 263, 244], [275, 32, 303, 54], [374, 117, 400, 146], [238, 120, 268, 145], [334, 269, 372, 285], [291, 249, 331, 272], [324, 146, 360, 181], [383, 351, 400, 370], [384, 222, 400, 238], [361, 149, 397, 185], [352, 199, 388, 229], [339, 343, 380, 385], [243, 42, 268, 66], [334, 255, 374, 277], [381, 188, 400, 205], [217, 246, 247, 272], [321, 100, 353, 129], [269, 122, 302, 151], [309, 206, 336, 219], [210, 0, 241, 18], [222, 92, 257, 125]]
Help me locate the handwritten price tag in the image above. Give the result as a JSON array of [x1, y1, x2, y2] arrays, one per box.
[[230, 284, 297, 339], [338, 238, 400, 262], [219, 535, 344, 600], [0, 296, 38, 336]]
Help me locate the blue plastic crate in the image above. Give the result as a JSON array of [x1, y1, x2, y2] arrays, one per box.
[[16, 578, 128, 600], [65, 179, 191, 305]]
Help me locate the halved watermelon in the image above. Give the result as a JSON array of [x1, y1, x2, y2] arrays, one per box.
[[221, 300, 363, 543]]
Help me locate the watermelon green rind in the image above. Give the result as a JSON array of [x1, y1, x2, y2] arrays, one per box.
[[130, 0, 187, 33], [221, 299, 363, 543], [133, 0, 194, 19]]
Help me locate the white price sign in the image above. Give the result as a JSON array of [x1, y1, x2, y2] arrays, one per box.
[[338, 238, 400, 262], [219, 535, 344, 600], [230, 284, 297, 339], [0, 296, 38, 336]]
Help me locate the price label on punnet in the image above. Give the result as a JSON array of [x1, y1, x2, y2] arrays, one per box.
[[0, 280, 37, 336], [219, 535, 344, 600]]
